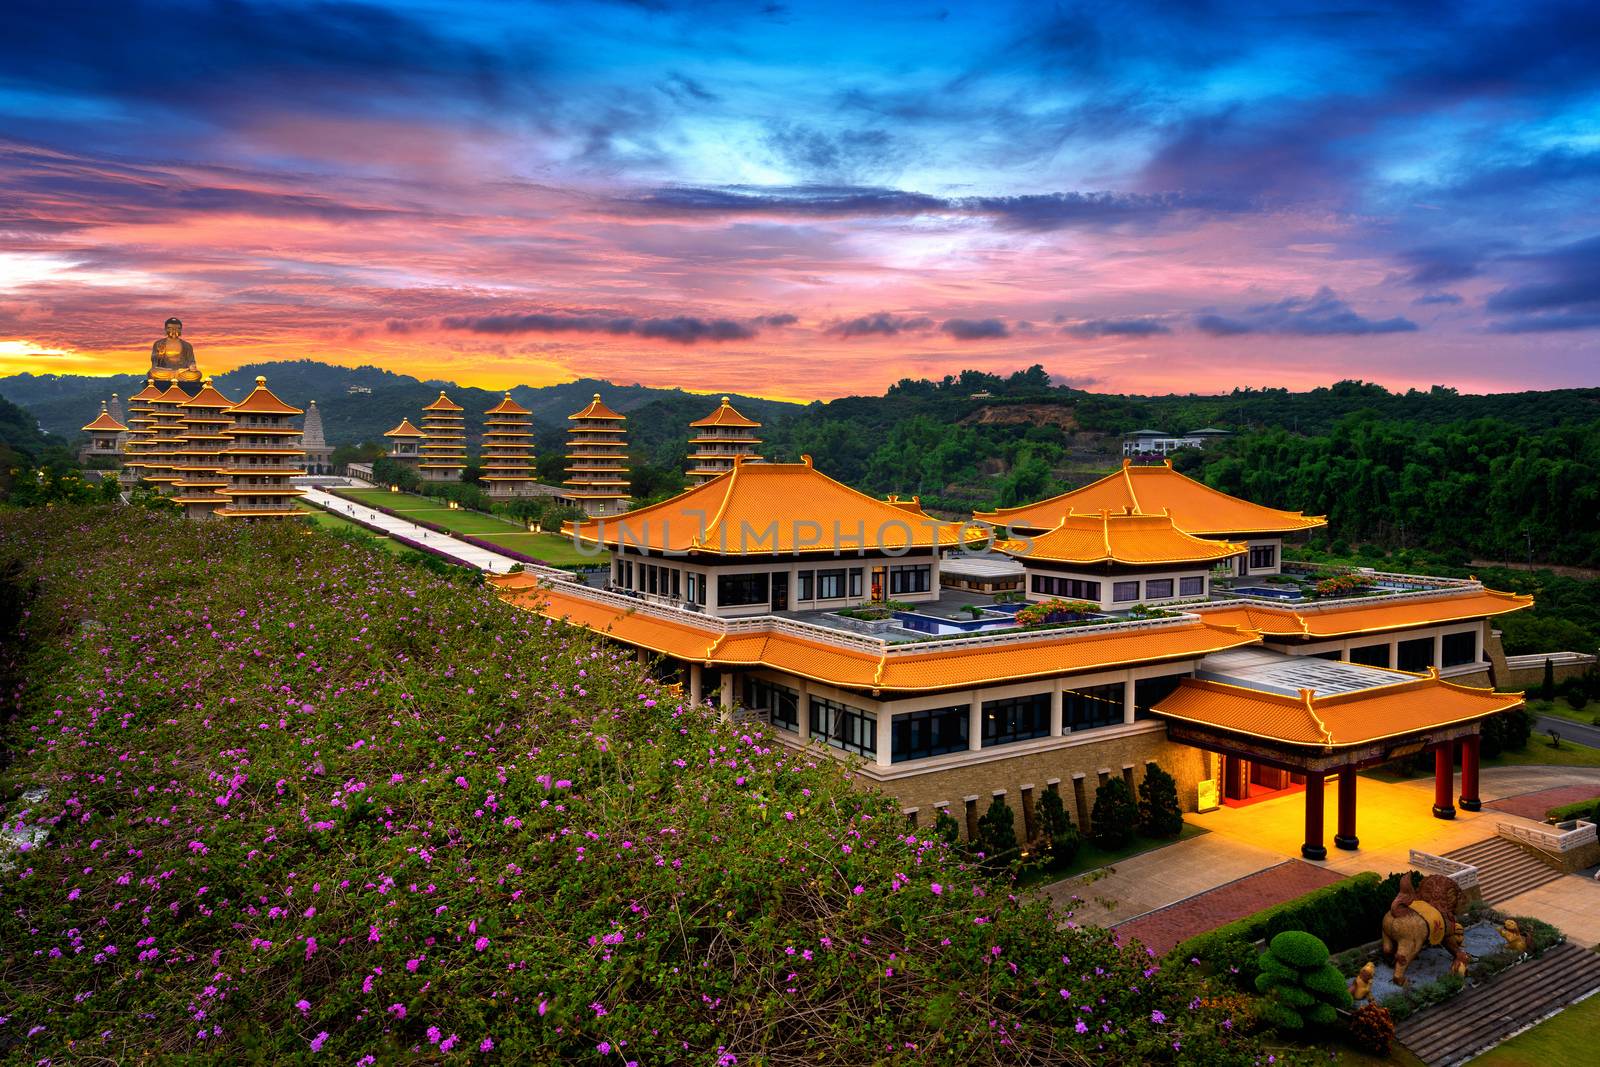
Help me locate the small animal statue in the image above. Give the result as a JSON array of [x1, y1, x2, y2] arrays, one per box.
[[1349, 961, 1375, 1003], [1382, 872, 1470, 986], [1498, 919, 1527, 955]]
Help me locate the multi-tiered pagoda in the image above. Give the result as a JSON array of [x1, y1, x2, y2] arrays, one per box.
[[686, 396, 762, 485], [418, 391, 467, 482], [383, 418, 425, 464], [141, 383, 191, 494], [170, 378, 236, 519], [562, 393, 629, 516], [481, 393, 537, 497], [119, 379, 163, 484], [216, 377, 306, 519], [301, 400, 334, 475]]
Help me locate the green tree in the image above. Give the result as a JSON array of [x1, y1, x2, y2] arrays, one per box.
[[1036, 788, 1080, 866], [1138, 764, 1185, 838], [932, 808, 961, 846], [1253, 931, 1352, 1031], [1090, 778, 1139, 849], [1541, 658, 1556, 700], [975, 795, 1019, 866]]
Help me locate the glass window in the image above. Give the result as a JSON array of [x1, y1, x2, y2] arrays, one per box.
[[1133, 674, 1186, 720], [891, 705, 969, 762], [797, 570, 814, 601], [1032, 574, 1048, 594], [810, 697, 876, 757], [981, 693, 1051, 747], [671, 569, 681, 598], [1145, 578, 1173, 599], [1442, 630, 1478, 668], [1249, 544, 1277, 570], [849, 569, 863, 597], [889, 564, 931, 595], [1064, 682, 1124, 731], [1113, 581, 1139, 603], [816, 569, 846, 599], [717, 572, 770, 607], [695, 573, 707, 606], [1349, 643, 1390, 668], [1397, 636, 1434, 673], [744, 678, 800, 731], [1179, 576, 1205, 597]]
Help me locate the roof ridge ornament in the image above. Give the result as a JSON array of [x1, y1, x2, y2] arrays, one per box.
[[1299, 687, 1335, 746]]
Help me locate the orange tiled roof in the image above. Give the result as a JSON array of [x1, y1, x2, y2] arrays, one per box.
[[1197, 587, 1532, 639], [501, 580, 1260, 691], [563, 458, 983, 555], [422, 391, 463, 412], [570, 393, 625, 420], [998, 509, 1245, 566], [883, 494, 930, 517], [1153, 675, 1523, 749], [154, 382, 191, 403], [180, 380, 237, 409], [385, 418, 425, 438], [689, 396, 761, 428], [128, 379, 165, 402], [485, 392, 530, 416], [81, 404, 127, 432], [977, 460, 1326, 536], [228, 377, 303, 416]]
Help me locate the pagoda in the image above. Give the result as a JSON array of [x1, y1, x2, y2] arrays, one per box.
[[418, 391, 467, 482], [79, 401, 128, 466], [120, 379, 164, 484], [383, 418, 425, 464], [141, 382, 192, 494], [562, 393, 629, 516], [481, 393, 538, 498], [170, 378, 237, 519], [686, 395, 762, 485], [216, 376, 306, 519], [301, 400, 334, 475]]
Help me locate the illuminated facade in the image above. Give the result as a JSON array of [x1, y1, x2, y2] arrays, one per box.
[[79, 401, 128, 465], [216, 377, 306, 520], [171, 379, 236, 519]]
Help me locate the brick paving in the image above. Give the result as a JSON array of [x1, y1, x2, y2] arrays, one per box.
[[1486, 783, 1600, 822], [1111, 860, 1343, 955]]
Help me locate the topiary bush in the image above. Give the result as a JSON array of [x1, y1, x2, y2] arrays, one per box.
[[1253, 931, 1352, 1031], [1091, 777, 1139, 849], [1138, 763, 1185, 838]]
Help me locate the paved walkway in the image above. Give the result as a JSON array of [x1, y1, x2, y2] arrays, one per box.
[[302, 488, 524, 574], [1488, 783, 1600, 822], [1112, 860, 1342, 954], [1040, 765, 1600, 939]]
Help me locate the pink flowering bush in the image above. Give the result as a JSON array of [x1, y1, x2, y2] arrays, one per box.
[[0, 507, 1264, 1064]]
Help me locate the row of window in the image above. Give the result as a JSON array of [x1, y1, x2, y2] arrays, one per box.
[[614, 563, 935, 608], [749, 673, 1189, 763], [797, 568, 863, 601], [1248, 544, 1277, 570], [1106, 576, 1206, 603], [1030, 575, 1101, 599], [1348, 631, 1478, 671]]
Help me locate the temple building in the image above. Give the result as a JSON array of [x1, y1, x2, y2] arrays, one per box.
[[216, 377, 306, 520], [561, 393, 630, 517], [79, 402, 128, 465], [170, 378, 236, 519], [119, 379, 165, 484], [418, 391, 467, 482], [492, 456, 1532, 861], [383, 418, 425, 464], [481, 393, 538, 497], [140, 382, 192, 494], [686, 396, 763, 485], [300, 400, 334, 475]]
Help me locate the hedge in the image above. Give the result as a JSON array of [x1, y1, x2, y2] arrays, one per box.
[[1546, 796, 1600, 822]]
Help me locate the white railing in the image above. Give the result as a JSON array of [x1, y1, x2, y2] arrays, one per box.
[[1504, 651, 1597, 669], [1408, 849, 1481, 892], [1497, 819, 1598, 854]]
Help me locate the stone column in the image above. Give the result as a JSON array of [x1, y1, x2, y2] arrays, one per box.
[[1459, 735, 1482, 812], [875, 706, 892, 768], [1432, 743, 1456, 820], [1223, 754, 1244, 802], [964, 795, 979, 842], [720, 674, 735, 723], [795, 678, 810, 741], [1049, 677, 1064, 735], [1302, 770, 1327, 860], [1122, 678, 1136, 725], [1121, 764, 1136, 793], [689, 663, 703, 705], [1335, 769, 1359, 851], [968, 693, 983, 752]]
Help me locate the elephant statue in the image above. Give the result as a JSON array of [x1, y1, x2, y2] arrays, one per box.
[[1381, 872, 1470, 986]]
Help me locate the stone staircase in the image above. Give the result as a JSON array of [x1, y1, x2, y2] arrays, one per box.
[[1394, 940, 1600, 1065], [1443, 836, 1564, 905]]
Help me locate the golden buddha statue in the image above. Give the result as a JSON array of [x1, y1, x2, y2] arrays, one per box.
[[149, 317, 201, 382]]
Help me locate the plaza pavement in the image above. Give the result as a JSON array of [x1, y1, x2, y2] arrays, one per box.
[[1041, 764, 1600, 946], [302, 487, 525, 573]]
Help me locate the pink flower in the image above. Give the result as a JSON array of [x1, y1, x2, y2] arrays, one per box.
[[480, 1038, 494, 1052], [474, 937, 489, 952], [295, 999, 310, 1015], [309, 1031, 328, 1052], [930, 883, 943, 895]]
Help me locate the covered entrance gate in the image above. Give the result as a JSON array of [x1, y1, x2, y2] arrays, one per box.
[[1153, 652, 1522, 860]]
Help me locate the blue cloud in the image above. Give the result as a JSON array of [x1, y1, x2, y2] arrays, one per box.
[[1195, 288, 1417, 337]]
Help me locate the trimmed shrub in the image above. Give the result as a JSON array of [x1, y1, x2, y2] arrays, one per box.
[[1254, 931, 1352, 1030], [932, 808, 962, 846], [1546, 795, 1600, 822], [1037, 788, 1081, 866], [976, 794, 1020, 866], [1541, 657, 1556, 700], [1138, 763, 1184, 838], [1091, 777, 1139, 849]]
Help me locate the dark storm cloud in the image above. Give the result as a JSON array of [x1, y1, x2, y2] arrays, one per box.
[[941, 318, 1009, 340], [439, 313, 761, 344], [826, 312, 935, 338], [1194, 288, 1417, 337], [1061, 318, 1171, 338]]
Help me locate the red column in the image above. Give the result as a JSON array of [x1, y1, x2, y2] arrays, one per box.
[[1302, 770, 1327, 860], [1459, 735, 1482, 812], [1335, 769, 1359, 850], [1432, 743, 1456, 820]]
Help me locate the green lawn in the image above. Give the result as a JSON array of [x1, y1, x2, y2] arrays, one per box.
[[1526, 696, 1600, 728], [1021, 822, 1209, 889], [296, 503, 408, 554], [1470, 988, 1600, 1067], [334, 488, 608, 567], [1365, 731, 1600, 780]]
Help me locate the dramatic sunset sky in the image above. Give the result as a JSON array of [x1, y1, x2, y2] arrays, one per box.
[[2, 0, 1596, 399]]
